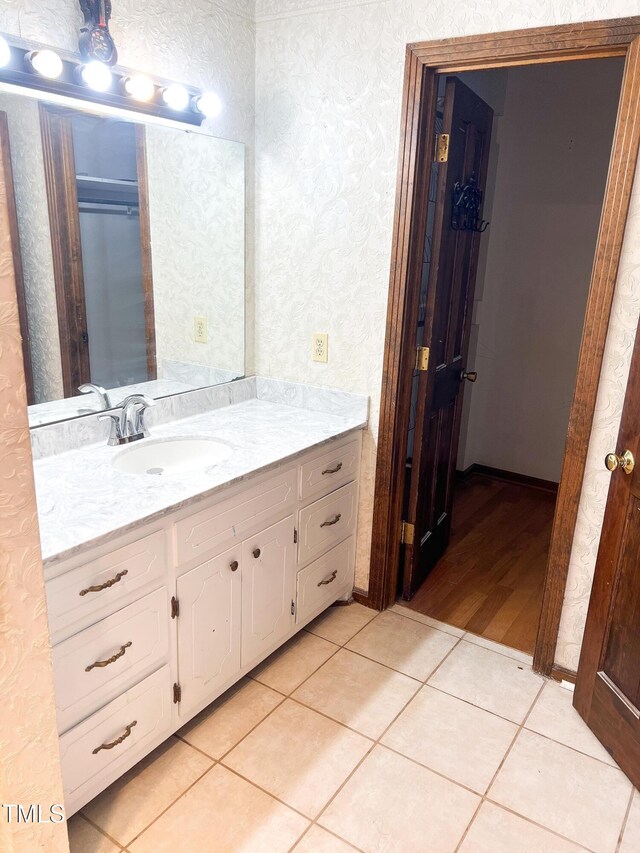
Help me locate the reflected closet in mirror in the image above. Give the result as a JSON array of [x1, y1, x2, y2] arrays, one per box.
[[0, 90, 245, 427]]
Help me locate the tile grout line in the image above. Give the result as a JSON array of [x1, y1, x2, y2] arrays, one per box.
[[482, 798, 599, 853], [113, 760, 217, 849], [520, 720, 626, 772], [615, 786, 635, 853], [177, 686, 289, 762], [452, 678, 603, 853], [91, 608, 369, 850], [453, 679, 546, 853], [388, 604, 466, 638], [82, 606, 613, 853], [305, 636, 470, 847], [286, 820, 363, 853], [390, 604, 534, 665], [70, 812, 124, 851], [285, 607, 417, 850]]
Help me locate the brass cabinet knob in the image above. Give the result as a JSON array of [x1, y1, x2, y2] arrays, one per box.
[[230, 560, 239, 572], [605, 450, 635, 474], [461, 371, 478, 383], [253, 548, 261, 559]]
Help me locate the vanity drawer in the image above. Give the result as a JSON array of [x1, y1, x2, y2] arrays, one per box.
[[59, 665, 172, 800], [296, 537, 354, 624], [52, 587, 170, 733], [46, 530, 167, 641], [297, 481, 357, 566], [176, 467, 296, 565], [300, 439, 359, 502]]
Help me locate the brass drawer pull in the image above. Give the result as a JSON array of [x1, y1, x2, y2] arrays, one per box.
[[79, 569, 128, 596], [92, 720, 137, 755], [321, 513, 342, 528], [322, 462, 343, 475], [253, 548, 261, 559], [230, 560, 239, 572], [85, 641, 132, 673], [317, 570, 338, 587]]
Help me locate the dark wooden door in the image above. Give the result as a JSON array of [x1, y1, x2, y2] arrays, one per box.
[[402, 78, 493, 599], [574, 322, 640, 788]]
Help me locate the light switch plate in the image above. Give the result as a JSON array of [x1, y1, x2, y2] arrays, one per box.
[[313, 332, 328, 363], [194, 316, 207, 343]]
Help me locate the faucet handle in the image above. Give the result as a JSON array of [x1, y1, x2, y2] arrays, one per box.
[[98, 411, 124, 446], [120, 394, 156, 439]]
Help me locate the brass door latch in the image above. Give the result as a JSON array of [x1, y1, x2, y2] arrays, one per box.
[[605, 450, 635, 474]]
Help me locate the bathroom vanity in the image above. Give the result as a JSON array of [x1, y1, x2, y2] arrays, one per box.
[[1, 59, 368, 818], [34, 382, 366, 815]]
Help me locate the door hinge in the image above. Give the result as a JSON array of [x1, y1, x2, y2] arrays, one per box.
[[401, 521, 415, 545], [171, 596, 179, 619], [291, 599, 296, 616], [434, 133, 449, 163], [173, 682, 181, 704], [294, 528, 298, 544], [415, 346, 430, 372]]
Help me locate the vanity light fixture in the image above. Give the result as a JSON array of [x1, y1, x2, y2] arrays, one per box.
[[26, 49, 64, 80], [162, 83, 190, 112], [122, 73, 155, 102], [0, 33, 221, 126], [79, 59, 113, 92], [194, 91, 223, 119], [0, 35, 11, 68]]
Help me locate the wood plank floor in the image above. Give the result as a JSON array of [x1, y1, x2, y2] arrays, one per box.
[[404, 473, 556, 655]]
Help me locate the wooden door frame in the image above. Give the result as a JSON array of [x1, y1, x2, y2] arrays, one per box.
[[365, 17, 640, 677]]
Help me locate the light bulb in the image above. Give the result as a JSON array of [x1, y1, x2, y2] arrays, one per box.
[[29, 49, 64, 79], [162, 83, 189, 111], [123, 73, 155, 102], [195, 91, 223, 118], [80, 61, 113, 92], [0, 36, 11, 68]]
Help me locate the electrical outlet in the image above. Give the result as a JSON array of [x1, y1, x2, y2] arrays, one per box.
[[194, 316, 207, 344], [313, 332, 328, 363]]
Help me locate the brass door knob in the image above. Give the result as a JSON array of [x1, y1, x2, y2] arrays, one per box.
[[253, 548, 261, 559], [230, 560, 239, 572], [462, 371, 478, 383], [605, 450, 635, 474]]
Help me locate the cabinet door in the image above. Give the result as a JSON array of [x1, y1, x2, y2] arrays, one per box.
[[241, 515, 296, 668], [177, 545, 241, 716]]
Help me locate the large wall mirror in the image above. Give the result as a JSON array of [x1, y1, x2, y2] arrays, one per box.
[[0, 90, 245, 427]]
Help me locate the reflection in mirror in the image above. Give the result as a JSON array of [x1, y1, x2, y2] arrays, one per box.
[[0, 91, 245, 426]]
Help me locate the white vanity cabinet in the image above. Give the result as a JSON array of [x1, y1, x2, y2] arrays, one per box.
[[175, 544, 242, 717], [240, 515, 296, 667], [44, 430, 362, 815]]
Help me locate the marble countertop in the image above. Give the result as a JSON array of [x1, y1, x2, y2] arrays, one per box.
[[34, 398, 366, 568]]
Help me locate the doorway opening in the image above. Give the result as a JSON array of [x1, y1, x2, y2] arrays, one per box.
[[365, 18, 640, 676], [399, 59, 624, 656]]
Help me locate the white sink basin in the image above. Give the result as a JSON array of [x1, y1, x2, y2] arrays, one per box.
[[112, 437, 232, 476]]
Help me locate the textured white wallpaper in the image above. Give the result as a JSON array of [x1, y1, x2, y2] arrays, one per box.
[[253, 0, 640, 663], [0, 105, 67, 853], [145, 126, 245, 378], [0, 92, 63, 403]]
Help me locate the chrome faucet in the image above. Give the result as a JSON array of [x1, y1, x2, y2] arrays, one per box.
[[78, 383, 112, 410], [99, 394, 155, 446]]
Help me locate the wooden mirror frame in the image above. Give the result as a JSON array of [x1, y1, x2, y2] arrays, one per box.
[[365, 17, 640, 677]]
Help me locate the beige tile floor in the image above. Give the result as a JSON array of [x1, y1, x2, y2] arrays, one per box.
[[67, 601, 638, 853]]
